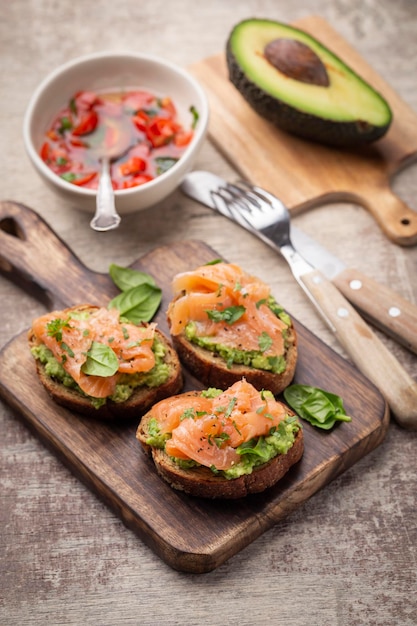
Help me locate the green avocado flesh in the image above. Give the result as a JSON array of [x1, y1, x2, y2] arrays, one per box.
[[185, 296, 292, 373], [31, 338, 170, 410], [146, 396, 301, 480], [226, 18, 392, 146]]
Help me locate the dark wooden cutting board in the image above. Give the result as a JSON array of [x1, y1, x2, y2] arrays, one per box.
[[0, 200, 389, 573], [189, 15, 417, 246]]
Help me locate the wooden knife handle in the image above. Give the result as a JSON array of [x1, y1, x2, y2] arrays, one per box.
[[300, 268, 417, 430], [0, 200, 111, 308], [332, 268, 417, 355]]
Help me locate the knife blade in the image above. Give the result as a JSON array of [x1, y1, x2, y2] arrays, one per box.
[[181, 170, 417, 355]]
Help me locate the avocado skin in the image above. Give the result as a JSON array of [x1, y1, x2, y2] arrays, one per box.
[[226, 23, 392, 148]]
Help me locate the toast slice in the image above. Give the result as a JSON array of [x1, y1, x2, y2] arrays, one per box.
[[167, 262, 297, 394], [136, 382, 304, 499], [29, 304, 183, 421], [169, 326, 297, 395]]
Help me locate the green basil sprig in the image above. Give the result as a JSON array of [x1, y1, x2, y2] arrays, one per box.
[[283, 384, 351, 430], [108, 264, 162, 323], [109, 264, 157, 291], [155, 156, 179, 175], [81, 341, 119, 377]]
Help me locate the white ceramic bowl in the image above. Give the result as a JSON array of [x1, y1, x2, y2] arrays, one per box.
[[23, 51, 209, 214]]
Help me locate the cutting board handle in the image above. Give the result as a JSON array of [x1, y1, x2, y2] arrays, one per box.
[[0, 200, 111, 308], [359, 185, 417, 246]]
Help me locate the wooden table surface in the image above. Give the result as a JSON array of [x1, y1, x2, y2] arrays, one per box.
[[1, 1, 416, 624]]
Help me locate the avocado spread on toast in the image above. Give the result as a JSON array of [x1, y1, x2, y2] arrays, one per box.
[[185, 296, 292, 373], [146, 385, 301, 480], [31, 337, 170, 409]]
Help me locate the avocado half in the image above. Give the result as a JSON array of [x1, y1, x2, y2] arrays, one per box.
[[226, 19, 393, 147]]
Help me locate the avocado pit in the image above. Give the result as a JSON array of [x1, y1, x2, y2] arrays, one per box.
[[264, 38, 330, 87]]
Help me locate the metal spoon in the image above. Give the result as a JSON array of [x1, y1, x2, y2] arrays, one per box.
[[90, 118, 132, 232]]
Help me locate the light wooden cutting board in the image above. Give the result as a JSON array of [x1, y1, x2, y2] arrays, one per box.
[[190, 15, 417, 246]]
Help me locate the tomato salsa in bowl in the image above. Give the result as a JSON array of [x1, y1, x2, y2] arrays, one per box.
[[23, 52, 209, 214]]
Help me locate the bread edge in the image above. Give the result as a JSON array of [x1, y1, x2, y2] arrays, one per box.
[[137, 392, 304, 499], [168, 321, 298, 395], [28, 307, 183, 421]]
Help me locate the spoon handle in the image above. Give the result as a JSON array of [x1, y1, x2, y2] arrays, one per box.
[[90, 158, 121, 232]]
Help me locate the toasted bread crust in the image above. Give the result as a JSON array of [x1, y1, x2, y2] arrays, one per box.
[[29, 307, 183, 421], [168, 321, 297, 395], [137, 392, 304, 499]]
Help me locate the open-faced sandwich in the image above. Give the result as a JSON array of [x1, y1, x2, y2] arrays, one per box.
[[137, 378, 303, 498], [29, 304, 182, 420], [166, 261, 297, 394]]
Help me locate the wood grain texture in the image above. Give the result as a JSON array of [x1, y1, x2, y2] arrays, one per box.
[[0, 201, 389, 572], [332, 268, 417, 355], [1, 3, 417, 623], [299, 268, 417, 427], [190, 16, 417, 246]]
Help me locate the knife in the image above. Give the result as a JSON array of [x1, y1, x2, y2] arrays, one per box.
[[181, 170, 417, 355], [181, 170, 417, 430]]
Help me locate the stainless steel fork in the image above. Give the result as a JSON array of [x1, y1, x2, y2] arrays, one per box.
[[211, 180, 318, 286], [209, 179, 417, 429]]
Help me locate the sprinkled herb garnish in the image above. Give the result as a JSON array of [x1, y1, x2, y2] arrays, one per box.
[[46, 318, 70, 341], [206, 305, 245, 325], [258, 331, 273, 352]]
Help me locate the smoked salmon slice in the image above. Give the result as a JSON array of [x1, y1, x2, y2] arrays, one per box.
[[30, 305, 157, 398], [155, 379, 291, 470], [167, 262, 289, 359]]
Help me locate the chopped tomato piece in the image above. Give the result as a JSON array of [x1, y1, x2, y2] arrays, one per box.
[[174, 130, 193, 147], [72, 111, 98, 136], [40, 142, 50, 161], [119, 157, 147, 177], [40, 88, 196, 192], [70, 137, 88, 148], [72, 172, 97, 186], [122, 174, 153, 188], [46, 129, 59, 142], [147, 118, 179, 147]]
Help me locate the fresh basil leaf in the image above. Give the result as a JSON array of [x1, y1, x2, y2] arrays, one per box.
[[206, 305, 245, 325], [61, 172, 77, 182], [283, 384, 351, 430], [108, 283, 162, 323], [109, 264, 156, 291], [58, 116, 72, 134], [155, 156, 178, 175], [237, 436, 270, 462], [301, 393, 336, 424], [81, 341, 119, 377]]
